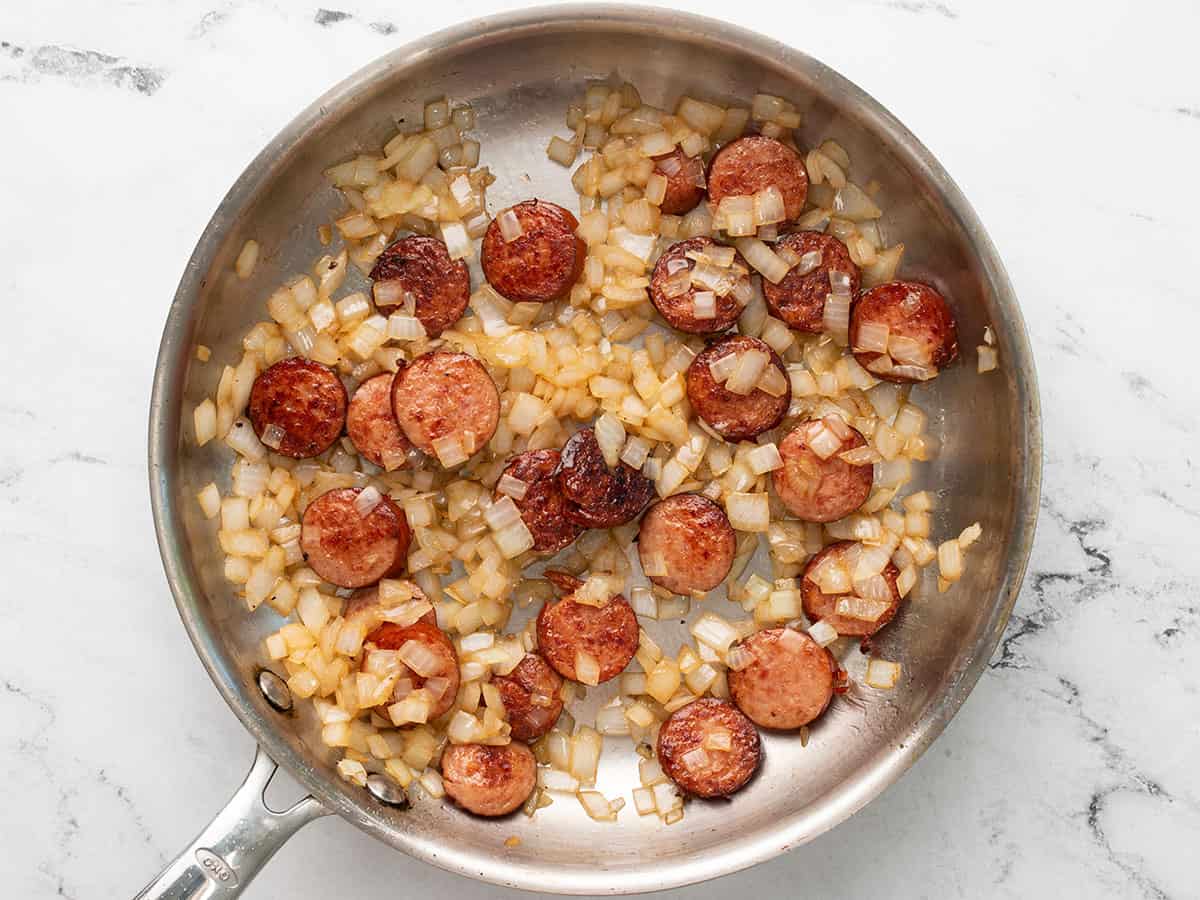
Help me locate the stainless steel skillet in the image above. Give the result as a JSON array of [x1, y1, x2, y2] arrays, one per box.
[[144, 5, 1041, 897]]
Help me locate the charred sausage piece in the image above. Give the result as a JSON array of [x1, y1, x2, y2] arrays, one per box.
[[368, 235, 470, 338], [536, 594, 639, 683], [491, 653, 564, 742], [648, 237, 744, 335], [480, 199, 586, 302], [390, 351, 500, 462], [801, 541, 901, 637], [346, 373, 411, 470], [773, 417, 874, 523], [850, 281, 959, 383], [496, 449, 583, 554], [685, 335, 791, 442], [652, 148, 706, 215], [343, 583, 437, 631], [762, 232, 860, 333], [300, 487, 411, 589], [557, 428, 655, 528], [727, 627, 835, 729], [364, 620, 460, 719], [707, 135, 809, 223], [247, 357, 347, 459], [544, 570, 584, 596], [441, 741, 537, 817], [638, 494, 736, 595], [656, 698, 761, 798]]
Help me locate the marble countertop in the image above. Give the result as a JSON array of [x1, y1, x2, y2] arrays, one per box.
[[2, 0, 1197, 897]]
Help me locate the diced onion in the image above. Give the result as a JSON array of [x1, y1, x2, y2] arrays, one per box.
[[938, 539, 964, 581], [496, 474, 529, 500], [835, 595, 890, 622], [978, 345, 999, 373], [441, 221, 473, 260], [724, 350, 769, 395], [692, 291, 716, 319], [595, 413, 626, 468], [680, 747, 709, 769], [865, 658, 901, 689], [708, 352, 739, 384], [193, 399, 217, 446], [497, 208, 524, 242], [807, 619, 839, 647], [806, 424, 842, 460], [725, 491, 769, 532], [745, 443, 783, 475], [756, 364, 788, 398], [734, 237, 790, 284], [753, 186, 786, 226], [691, 612, 741, 653], [854, 321, 890, 354], [433, 433, 468, 467], [796, 249, 823, 276], [387, 314, 426, 341], [725, 644, 755, 670], [822, 293, 851, 345]]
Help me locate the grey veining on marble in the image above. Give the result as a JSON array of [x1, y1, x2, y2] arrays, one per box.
[[1, 0, 1197, 898]]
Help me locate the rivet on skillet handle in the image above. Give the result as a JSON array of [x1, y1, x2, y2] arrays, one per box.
[[133, 745, 329, 900]]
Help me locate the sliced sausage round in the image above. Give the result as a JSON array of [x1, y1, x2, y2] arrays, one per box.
[[368, 235, 470, 338], [762, 232, 860, 333], [496, 449, 583, 554], [557, 427, 655, 528], [801, 541, 901, 637], [773, 417, 874, 523], [247, 357, 347, 459], [727, 627, 836, 730], [441, 741, 537, 817], [652, 148, 706, 215], [491, 653, 564, 742], [536, 594, 639, 683], [648, 237, 743, 335], [686, 335, 791, 442], [364, 620, 460, 719], [343, 583, 437, 631], [300, 487, 411, 589], [346, 373, 411, 470], [850, 281, 959, 383], [481, 199, 585, 302], [707, 135, 809, 223], [390, 351, 500, 462], [638, 494, 736, 595], [656, 698, 761, 798]]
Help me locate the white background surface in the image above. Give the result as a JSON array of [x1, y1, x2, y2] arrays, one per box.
[[2, 1, 1198, 898]]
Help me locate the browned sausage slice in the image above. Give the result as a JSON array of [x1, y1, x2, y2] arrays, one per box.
[[638, 494, 736, 594], [685, 335, 791, 442], [707, 135, 809, 223], [496, 449, 583, 554], [773, 418, 874, 523], [480, 199, 585, 302], [536, 594, 639, 683], [368, 235, 470, 338], [364, 620, 460, 719], [346, 373, 412, 470], [648, 237, 743, 335], [762, 232, 860, 333], [656, 698, 761, 798], [491, 652, 564, 741], [850, 281, 959, 383], [300, 487, 411, 588], [652, 148, 706, 215], [390, 351, 500, 462], [441, 742, 537, 817], [557, 428, 655, 528], [801, 541, 901, 637], [727, 627, 835, 729], [343, 583, 437, 631], [247, 357, 347, 459]]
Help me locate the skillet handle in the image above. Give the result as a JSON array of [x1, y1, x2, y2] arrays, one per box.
[[133, 745, 330, 899]]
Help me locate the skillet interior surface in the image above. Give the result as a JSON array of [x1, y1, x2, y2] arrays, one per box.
[[149, 6, 1041, 894]]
